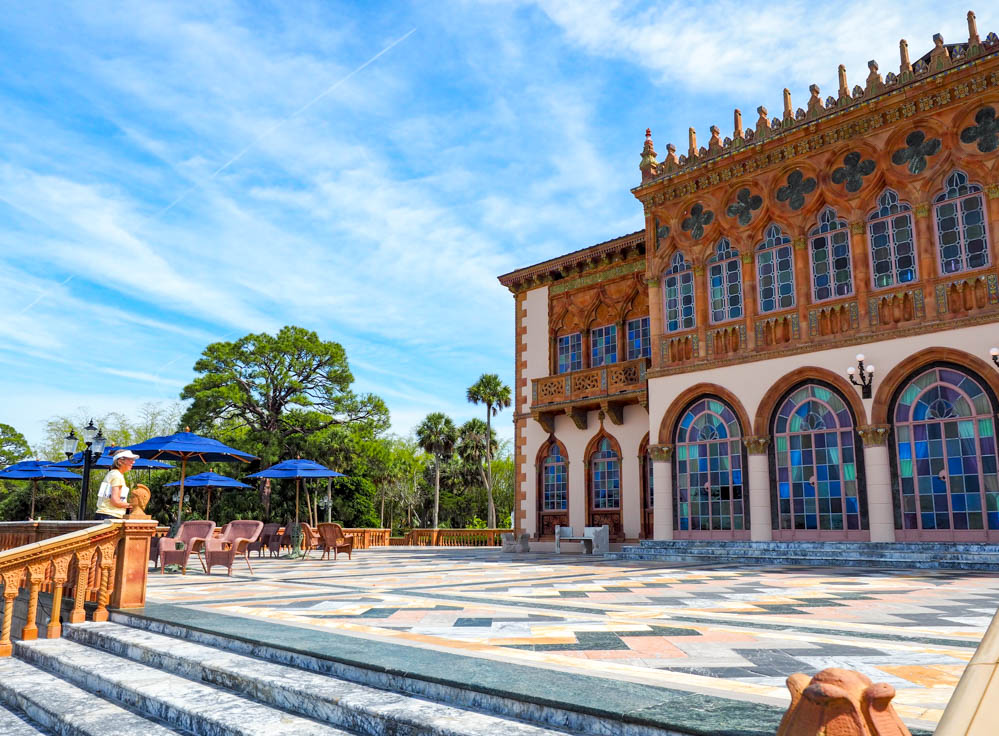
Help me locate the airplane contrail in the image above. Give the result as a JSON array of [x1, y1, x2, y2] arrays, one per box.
[[157, 27, 417, 217]]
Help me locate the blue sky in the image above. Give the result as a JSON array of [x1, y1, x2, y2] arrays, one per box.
[[0, 1, 982, 448]]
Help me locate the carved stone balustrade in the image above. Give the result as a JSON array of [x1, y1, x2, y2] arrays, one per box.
[[531, 357, 649, 431]]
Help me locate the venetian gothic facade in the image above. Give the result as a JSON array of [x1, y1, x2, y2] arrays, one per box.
[[499, 13, 999, 546]]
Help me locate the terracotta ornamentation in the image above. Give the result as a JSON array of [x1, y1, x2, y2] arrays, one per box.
[[743, 436, 771, 455], [891, 130, 942, 174], [858, 425, 892, 447], [960, 105, 999, 152], [648, 444, 673, 463], [776, 170, 817, 211], [126, 483, 152, 520], [680, 203, 714, 240], [777, 668, 911, 736], [832, 151, 876, 192], [725, 187, 763, 226]]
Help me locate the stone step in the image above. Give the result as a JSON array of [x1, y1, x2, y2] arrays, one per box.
[[633, 540, 999, 553], [0, 656, 185, 736], [0, 702, 55, 736], [616, 546, 999, 561], [64, 621, 574, 736], [605, 550, 999, 570], [13, 637, 354, 736]]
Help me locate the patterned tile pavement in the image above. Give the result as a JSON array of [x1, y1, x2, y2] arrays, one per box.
[[145, 547, 999, 731]]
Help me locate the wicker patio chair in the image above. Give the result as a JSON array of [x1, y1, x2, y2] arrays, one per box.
[[249, 522, 280, 558], [204, 520, 264, 575], [157, 520, 216, 574], [317, 522, 354, 561]]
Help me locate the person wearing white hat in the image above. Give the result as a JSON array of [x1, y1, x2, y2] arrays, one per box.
[[95, 450, 138, 520]]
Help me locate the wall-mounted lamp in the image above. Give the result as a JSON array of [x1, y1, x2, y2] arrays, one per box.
[[847, 353, 875, 399], [990, 347, 999, 368]]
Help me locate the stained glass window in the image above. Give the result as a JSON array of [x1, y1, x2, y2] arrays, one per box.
[[590, 324, 617, 367], [542, 445, 568, 512], [868, 189, 917, 289], [591, 438, 620, 510], [674, 399, 745, 532], [627, 316, 651, 360], [557, 333, 581, 374], [773, 384, 861, 533], [756, 225, 795, 313], [707, 239, 743, 323], [664, 252, 695, 333], [810, 208, 854, 301], [893, 366, 999, 533], [934, 171, 990, 275]]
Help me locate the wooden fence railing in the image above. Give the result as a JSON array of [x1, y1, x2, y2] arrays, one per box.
[[0, 520, 156, 656]]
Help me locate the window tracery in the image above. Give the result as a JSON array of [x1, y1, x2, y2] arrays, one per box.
[[810, 208, 854, 301], [707, 239, 743, 323], [868, 189, 917, 289], [934, 170, 990, 275], [756, 225, 795, 313]]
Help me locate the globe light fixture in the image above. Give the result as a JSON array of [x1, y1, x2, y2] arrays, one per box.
[[69, 418, 108, 521], [990, 347, 999, 367], [847, 353, 875, 399]]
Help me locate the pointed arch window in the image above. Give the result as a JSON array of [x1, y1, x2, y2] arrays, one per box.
[[934, 171, 990, 275], [756, 224, 795, 313], [707, 239, 743, 323], [664, 252, 695, 333], [557, 333, 582, 374], [627, 316, 651, 359], [809, 208, 854, 302], [542, 444, 568, 512], [590, 438, 620, 510], [868, 189, 917, 289], [590, 324, 617, 367]]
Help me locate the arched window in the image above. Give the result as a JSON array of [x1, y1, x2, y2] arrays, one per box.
[[810, 208, 854, 302], [707, 239, 743, 323], [664, 253, 695, 333], [557, 333, 582, 374], [892, 366, 999, 539], [773, 384, 863, 537], [934, 171, 990, 275], [542, 445, 568, 512], [868, 189, 917, 289], [590, 438, 620, 510], [756, 224, 795, 313], [674, 399, 746, 534]]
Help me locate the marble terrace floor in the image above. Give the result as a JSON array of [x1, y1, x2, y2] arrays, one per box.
[[144, 547, 999, 732]]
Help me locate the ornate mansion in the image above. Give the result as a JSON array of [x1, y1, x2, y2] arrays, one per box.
[[499, 13, 999, 546]]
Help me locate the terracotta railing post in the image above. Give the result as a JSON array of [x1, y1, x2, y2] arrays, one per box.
[[46, 554, 72, 639], [20, 562, 48, 641], [68, 549, 93, 624], [111, 521, 155, 610], [0, 570, 19, 657], [92, 541, 116, 623]]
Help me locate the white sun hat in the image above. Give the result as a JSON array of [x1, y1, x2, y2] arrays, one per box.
[[112, 450, 140, 462]]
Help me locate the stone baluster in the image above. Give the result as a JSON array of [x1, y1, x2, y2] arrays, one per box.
[[69, 549, 93, 624], [20, 562, 48, 641], [744, 437, 773, 541], [858, 426, 896, 542], [650, 444, 674, 540], [93, 542, 116, 623], [0, 570, 20, 657]]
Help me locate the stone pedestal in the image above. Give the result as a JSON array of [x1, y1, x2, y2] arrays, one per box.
[[650, 445, 673, 540], [745, 437, 773, 541], [859, 426, 895, 543]]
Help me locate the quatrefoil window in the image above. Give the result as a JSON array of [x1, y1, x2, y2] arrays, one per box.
[[891, 130, 942, 175], [681, 203, 714, 240], [831, 152, 876, 193], [655, 219, 670, 251], [725, 188, 763, 226], [775, 170, 817, 211], [960, 106, 999, 153]]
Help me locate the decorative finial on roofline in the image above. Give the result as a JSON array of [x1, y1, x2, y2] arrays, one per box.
[[837, 64, 849, 101], [968, 10, 981, 45], [688, 127, 698, 160], [733, 109, 743, 141], [782, 89, 792, 123], [899, 39, 912, 73]]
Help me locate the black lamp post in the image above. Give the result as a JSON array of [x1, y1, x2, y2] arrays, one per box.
[[64, 420, 107, 520], [847, 353, 875, 399]]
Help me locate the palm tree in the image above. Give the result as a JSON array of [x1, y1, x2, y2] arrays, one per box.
[[466, 374, 511, 528], [457, 418, 496, 492], [415, 412, 458, 529]]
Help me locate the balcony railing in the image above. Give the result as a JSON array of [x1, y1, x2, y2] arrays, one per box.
[[532, 357, 648, 407]]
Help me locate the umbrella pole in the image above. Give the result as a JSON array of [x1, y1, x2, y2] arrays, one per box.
[[30, 479, 37, 519], [295, 478, 300, 524], [177, 457, 188, 526], [206, 488, 211, 520]]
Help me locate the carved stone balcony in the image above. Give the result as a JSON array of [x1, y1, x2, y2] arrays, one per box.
[[531, 358, 649, 431]]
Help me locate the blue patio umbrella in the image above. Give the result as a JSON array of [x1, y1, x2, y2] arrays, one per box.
[[0, 460, 83, 519], [126, 430, 257, 525], [164, 471, 252, 520], [51, 446, 174, 470], [246, 459, 344, 523]]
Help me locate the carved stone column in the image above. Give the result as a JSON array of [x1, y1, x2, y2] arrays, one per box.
[[647, 277, 664, 369], [741, 252, 757, 350], [912, 202, 937, 316], [744, 437, 773, 541], [792, 236, 811, 341], [988, 185, 999, 267], [649, 444, 674, 540], [693, 266, 708, 357], [850, 221, 871, 325], [858, 425, 895, 542]]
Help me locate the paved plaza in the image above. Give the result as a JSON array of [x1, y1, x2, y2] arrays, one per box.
[[145, 547, 999, 733]]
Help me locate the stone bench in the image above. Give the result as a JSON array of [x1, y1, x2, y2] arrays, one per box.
[[554, 525, 609, 555], [500, 533, 530, 553]]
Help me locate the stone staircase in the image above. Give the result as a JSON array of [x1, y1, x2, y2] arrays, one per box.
[[0, 618, 609, 736], [605, 539, 999, 570]]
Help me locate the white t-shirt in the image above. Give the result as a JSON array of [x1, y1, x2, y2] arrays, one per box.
[[96, 469, 129, 518]]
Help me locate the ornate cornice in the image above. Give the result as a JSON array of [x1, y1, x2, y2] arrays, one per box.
[[857, 424, 893, 446], [635, 59, 999, 210], [743, 436, 771, 454], [498, 231, 645, 293], [549, 259, 644, 296], [649, 444, 673, 462]]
